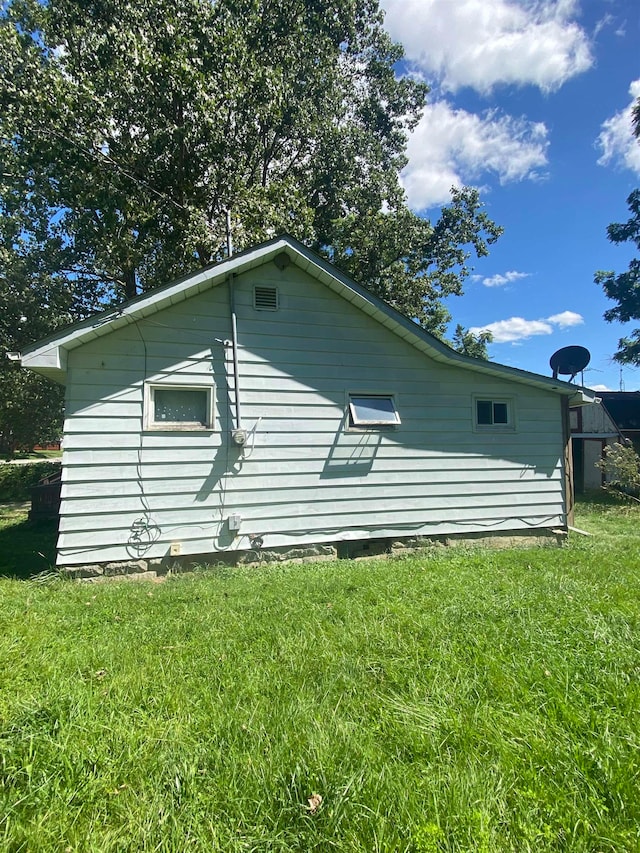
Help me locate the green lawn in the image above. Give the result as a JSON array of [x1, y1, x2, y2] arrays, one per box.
[[0, 498, 639, 851]]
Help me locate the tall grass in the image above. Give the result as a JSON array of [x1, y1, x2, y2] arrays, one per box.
[[0, 499, 638, 851]]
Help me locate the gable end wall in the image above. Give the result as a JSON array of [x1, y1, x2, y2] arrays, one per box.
[[58, 262, 566, 565]]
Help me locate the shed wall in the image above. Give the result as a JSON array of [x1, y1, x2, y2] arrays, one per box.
[[59, 262, 566, 565]]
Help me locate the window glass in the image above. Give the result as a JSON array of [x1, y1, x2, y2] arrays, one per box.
[[476, 400, 493, 425], [154, 388, 208, 425], [475, 398, 511, 428], [349, 395, 400, 426], [493, 402, 509, 424]]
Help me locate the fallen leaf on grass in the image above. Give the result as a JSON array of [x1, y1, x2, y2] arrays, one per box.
[[306, 793, 323, 814]]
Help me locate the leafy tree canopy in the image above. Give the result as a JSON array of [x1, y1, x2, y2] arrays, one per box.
[[1, 0, 501, 372], [451, 324, 493, 359], [2, 0, 501, 331], [0, 252, 67, 454], [595, 188, 640, 365], [596, 93, 640, 366], [596, 441, 640, 501]]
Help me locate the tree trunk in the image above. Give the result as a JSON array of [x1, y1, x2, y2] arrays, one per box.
[[123, 267, 137, 301]]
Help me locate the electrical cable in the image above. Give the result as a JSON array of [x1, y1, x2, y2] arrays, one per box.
[[127, 318, 162, 556], [241, 417, 262, 459]]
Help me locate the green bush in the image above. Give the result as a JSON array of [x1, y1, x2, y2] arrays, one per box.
[[0, 462, 62, 501], [596, 441, 640, 499]]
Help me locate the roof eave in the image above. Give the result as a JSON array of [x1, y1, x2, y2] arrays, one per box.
[[19, 235, 597, 402], [20, 238, 297, 372]]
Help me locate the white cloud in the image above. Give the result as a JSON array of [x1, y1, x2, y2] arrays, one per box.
[[381, 0, 592, 93], [546, 310, 584, 328], [470, 311, 584, 343], [402, 102, 548, 209], [470, 317, 553, 343], [593, 14, 613, 38], [481, 270, 530, 288], [597, 79, 640, 175], [589, 384, 612, 392]]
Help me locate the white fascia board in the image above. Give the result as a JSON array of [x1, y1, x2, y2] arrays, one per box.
[[21, 345, 67, 373]]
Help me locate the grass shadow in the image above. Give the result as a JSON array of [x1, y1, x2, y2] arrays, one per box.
[[0, 504, 58, 579]]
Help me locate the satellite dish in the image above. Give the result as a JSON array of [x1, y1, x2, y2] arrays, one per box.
[[549, 345, 591, 382]]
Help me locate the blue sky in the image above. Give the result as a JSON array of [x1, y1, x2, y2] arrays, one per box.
[[380, 0, 640, 391]]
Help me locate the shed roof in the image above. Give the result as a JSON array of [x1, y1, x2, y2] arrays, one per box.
[[18, 235, 594, 405], [598, 392, 640, 432]]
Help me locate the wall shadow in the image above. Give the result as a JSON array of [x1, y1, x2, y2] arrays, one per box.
[[0, 510, 58, 579], [321, 414, 383, 478], [195, 344, 243, 502]]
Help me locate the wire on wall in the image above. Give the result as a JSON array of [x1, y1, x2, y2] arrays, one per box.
[[127, 318, 162, 557]]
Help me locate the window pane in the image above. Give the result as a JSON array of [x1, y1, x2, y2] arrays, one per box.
[[493, 402, 509, 424], [349, 396, 399, 424], [476, 400, 493, 425], [154, 389, 208, 424]]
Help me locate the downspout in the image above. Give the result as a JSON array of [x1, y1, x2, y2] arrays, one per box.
[[225, 210, 246, 447], [561, 396, 575, 529]]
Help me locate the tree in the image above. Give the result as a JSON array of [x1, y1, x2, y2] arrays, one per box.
[[1, 0, 501, 324], [451, 324, 493, 359], [596, 92, 640, 365], [2, 0, 504, 438], [596, 441, 640, 501], [595, 189, 640, 364], [0, 247, 72, 455], [0, 326, 64, 459]]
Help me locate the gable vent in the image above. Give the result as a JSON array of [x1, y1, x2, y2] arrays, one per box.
[[254, 285, 279, 311]]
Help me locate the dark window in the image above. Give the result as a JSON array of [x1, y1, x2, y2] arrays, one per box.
[[476, 399, 511, 427], [476, 400, 493, 425]]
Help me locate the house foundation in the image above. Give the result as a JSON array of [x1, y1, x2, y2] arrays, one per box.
[[62, 528, 566, 581]]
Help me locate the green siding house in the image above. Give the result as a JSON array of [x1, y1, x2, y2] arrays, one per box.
[[19, 237, 594, 569]]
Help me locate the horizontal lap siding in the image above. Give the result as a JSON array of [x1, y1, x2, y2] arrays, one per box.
[[58, 263, 565, 565]]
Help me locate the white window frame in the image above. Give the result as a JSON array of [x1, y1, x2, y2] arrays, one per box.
[[473, 395, 516, 432], [144, 383, 215, 431], [347, 393, 401, 429]]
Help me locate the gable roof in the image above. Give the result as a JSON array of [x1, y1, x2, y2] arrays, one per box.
[[18, 235, 594, 404]]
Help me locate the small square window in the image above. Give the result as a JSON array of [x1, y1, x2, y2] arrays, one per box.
[[474, 398, 513, 429], [145, 385, 214, 430], [348, 395, 400, 427]]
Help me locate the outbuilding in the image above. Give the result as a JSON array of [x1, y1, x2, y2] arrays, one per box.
[[19, 236, 594, 571]]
